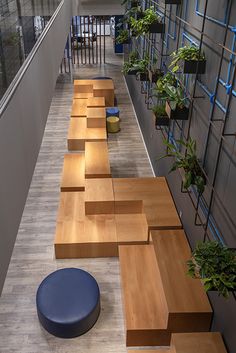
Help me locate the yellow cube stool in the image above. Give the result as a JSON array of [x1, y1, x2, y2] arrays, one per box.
[[107, 116, 120, 133]]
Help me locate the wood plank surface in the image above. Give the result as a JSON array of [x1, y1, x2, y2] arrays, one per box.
[[71, 98, 87, 117], [85, 141, 111, 178], [119, 244, 169, 346], [85, 178, 114, 214], [86, 107, 106, 128], [151, 229, 212, 332], [115, 214, 148, 244], [60, 153, 85, 192], [87, 96, 105, 108]]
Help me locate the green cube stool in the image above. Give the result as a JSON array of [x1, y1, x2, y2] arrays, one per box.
[[107, 116, 120, 133]]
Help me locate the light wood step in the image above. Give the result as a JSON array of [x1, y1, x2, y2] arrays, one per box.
[[115, 214, 148, 244], [67, 118, 107, 151], [84, 178, 114, 214], [87, 96, 105, 108], [86, 107, 106, 128], [74, 92, 94, 99], [71, 98, 87, 117], [54, 192, 118, 258], [128, 349, 174, 353], [151, 229, 212, 333], [60, 154, 85, 192], [74, 79, 93, 94], [119, 244, 169, 346], [85, 141, 111, 178], [171, 332, 227, 353], [113, 177, 182, 229], [93, 79, 115, 107]]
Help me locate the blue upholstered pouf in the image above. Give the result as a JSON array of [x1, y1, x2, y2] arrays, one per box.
[[36, 268, 100, 338], [106, 107, 120, 118], [92, 76, 112, 80]]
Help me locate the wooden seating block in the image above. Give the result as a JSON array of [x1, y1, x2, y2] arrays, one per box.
[[74, 92, 93, 99], [60, 154, 85, 192], [85, 141, 111, 178], [74, 79, 93, 94], [119, 244, 169, 346], [86, 107, 106, 128], [68, 118, 86, 151], [87, 96, 105, 108], [67, 118, 107, 151], [171, 332, 227, 353], [54, 192, 117, 258], [151, 229, 212, 332], [93, 80, 115, 107], [113, 177, 182, 229], [71, 99, 87, 117], [115, 214, 148, 244], [85, 178, 114, 214]]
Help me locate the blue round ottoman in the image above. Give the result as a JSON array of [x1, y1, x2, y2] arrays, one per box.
[[36, 268, 100, 338], [92, 76, 112, 80], [106, 107, 120, 118]]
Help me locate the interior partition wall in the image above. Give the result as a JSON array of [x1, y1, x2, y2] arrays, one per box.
[[125, 1, 236, 352], [0, 0, 72, 294]]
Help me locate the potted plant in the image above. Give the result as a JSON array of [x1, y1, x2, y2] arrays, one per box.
[[152, 103, 169, 126], [130, 7, 165, 37], [164, 84, 189, 120], [122, 51, 139, 75], [187, 241, 236, 298], [148, 68, 164, 83], [116, 29, 130, 44], [154, 72, 177, 98], [131, 56, 149, 81], [160, 137, 206, 194], [169, 45, 206, 74]]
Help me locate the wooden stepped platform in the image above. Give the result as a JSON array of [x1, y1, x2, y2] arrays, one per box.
[[60, 154, 85, 192], [85, 141, 111, 178], [67, 118, 107, 151], [151, 230, 212, 333], [119, 230, 212, 346], [86, 107, 106, 128], [74, 79, 115, 106], [87, 96, 105, 108], [54, 192, 149, 259], [128, 332, 227, 353], [71, 99, 87, 117], [85, 178, 114, 214], [113, 178, 182, 230]]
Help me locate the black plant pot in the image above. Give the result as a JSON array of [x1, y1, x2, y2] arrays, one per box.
[[153, 112, 169, 126], [135, 11, 144, 20], [120, 38, 131, 44], [149, 21, 165, 34], [130, 0, 139, 8], [148, 69, 164, 83], [127, 69, 139, 75], [165, 101, 189, 120], [183, 59, 206, 74], [165, 0, 181, 4], [139, 72, 148, 81]]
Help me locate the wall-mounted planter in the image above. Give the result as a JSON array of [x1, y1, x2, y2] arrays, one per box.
[[139, 72, 148, 81], [165, 101, 189, 120], [149, 21, 165, 34], [135, 12, 144, 20], [131, 0, 139, 7], [121, 39, 131, 45], [165, 0, 181, 4], [148, 69, 164, 83], [127, 69, 139, 75], [153, 112, 169, 126], [183, 59, 206, 74]]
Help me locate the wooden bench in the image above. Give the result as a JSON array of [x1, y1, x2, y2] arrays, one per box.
[[71, 99, 87, 117], [85, 141, 111, 178], [60, 154, 85, 192], [119, 229, 212, 347], [93, 80, 115, 107], [86, 107, 106, 128], [54, 192, 118, 258], [84, 178, 114, 214], [113, 177, 182, 230], [67, 118, 107, 151]]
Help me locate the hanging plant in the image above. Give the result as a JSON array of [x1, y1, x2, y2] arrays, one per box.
[[154, 72, 177, 98], [122, 51, 139, 75], [130, 7, 164, 37], [169, 45, 206, 74], [160, 137, 206, 194], [164, 84, 189, 120], [187, 241, 236, 298], [116, 29, 130, 44], [152, 103, 169, 126], [131, 55, 149, 80]]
